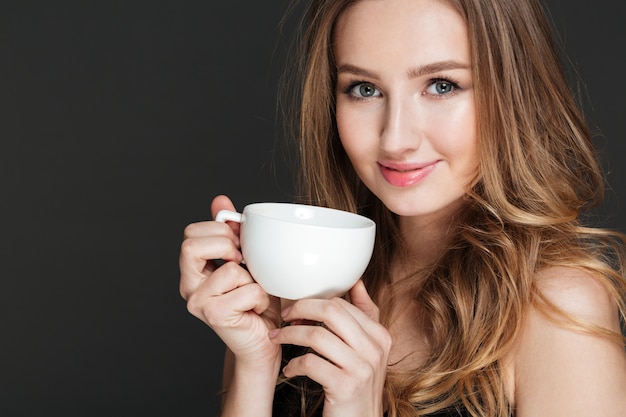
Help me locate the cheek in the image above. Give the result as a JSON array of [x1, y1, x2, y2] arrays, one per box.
[[436, 104, 478, 165], [335, 108, 349, 145], [336, 106, 368, 158], [459, 110, 478, 166], [450, 128, 479, 181]]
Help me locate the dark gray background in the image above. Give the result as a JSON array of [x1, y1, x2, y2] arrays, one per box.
[[1, 1, 623, 416]]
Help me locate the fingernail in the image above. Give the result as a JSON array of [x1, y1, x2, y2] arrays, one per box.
[[281, 306, 291, 318]]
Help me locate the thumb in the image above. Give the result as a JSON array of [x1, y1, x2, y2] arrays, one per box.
[[347, 280, 380, 321]]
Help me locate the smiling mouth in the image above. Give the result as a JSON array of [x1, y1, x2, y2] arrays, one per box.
[[377, 161, 437, 187]]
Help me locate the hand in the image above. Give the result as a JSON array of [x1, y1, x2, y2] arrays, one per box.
[[179, 195, 282, 367], [269, 280, 391, 417]]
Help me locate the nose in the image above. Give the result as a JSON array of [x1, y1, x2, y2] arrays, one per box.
[[379, 96, 421, 154]]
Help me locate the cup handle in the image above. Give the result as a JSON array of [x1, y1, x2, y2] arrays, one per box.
[[214, 209, 246, 265], [215, 210, 243, 223]]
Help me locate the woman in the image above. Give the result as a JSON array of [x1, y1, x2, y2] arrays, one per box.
[[179, 0, 626, 415]]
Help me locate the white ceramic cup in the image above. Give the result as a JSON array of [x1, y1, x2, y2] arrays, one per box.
[[215, 202, 376, 300]]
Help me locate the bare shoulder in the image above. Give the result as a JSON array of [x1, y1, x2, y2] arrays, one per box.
[[533, 265, 620, 328], [507, 266, 626, 416]]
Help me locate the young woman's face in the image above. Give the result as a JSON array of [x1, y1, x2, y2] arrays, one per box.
[[334, 0, 478, 221]]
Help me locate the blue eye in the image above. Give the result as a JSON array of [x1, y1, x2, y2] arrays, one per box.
[[350, 82, 380, 98], [426, 79, 458, 96]]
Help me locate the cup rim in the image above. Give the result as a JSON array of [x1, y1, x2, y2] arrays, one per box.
[[244, 202, 375, 229]]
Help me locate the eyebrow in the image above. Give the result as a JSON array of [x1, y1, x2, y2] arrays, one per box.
[[337, 60, 470, 79]]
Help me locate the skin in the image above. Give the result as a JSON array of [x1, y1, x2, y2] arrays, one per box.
[[180, 195, 282, 417], [508, 266, 626, 416], [180, 195, 391, 417], [179, 0, 626, 415], [334, 0, 478, 264], [335, 0, 478, 230]]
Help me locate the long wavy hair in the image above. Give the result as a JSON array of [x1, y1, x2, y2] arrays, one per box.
[[276, 0, 626, 415]]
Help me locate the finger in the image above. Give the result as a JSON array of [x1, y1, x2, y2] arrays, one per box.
[[179, 237, 243, 298], [281, 350, 341, 382], [281, 349, 383, 414], [200, 261, 255, 296], [210, 194, 237, 219], [210, 195, 241, 235], [280, 299, 377, 359], [283, 282, 379, 328], [197, 282, 272, 326], [282, 298, 369, 346], [281, 297, 391, 363], [183, 220, 240, 249], [183, 219, 236, 239], [179, 234, 242, 274], [347, 280, 380, 322], [186, 263, 269, 322], [272, 324, 380, 402], [270, 323, 352, 368]]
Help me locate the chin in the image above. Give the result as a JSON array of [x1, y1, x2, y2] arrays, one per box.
[[377, 196, 427, 218], [380, 195, 467, 221]]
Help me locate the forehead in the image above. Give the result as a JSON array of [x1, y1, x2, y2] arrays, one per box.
[[333, 0, 469, 69]]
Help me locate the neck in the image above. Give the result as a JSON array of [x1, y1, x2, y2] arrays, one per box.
[[395, 206, 462, 274]]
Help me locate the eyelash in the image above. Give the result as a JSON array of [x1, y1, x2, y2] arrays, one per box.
[[342, 76, 462, 101], [426, 77, 461, 97], [342, 81, 378, 101]]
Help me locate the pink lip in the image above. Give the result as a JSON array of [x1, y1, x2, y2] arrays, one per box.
[[378, 160, 438, 187]]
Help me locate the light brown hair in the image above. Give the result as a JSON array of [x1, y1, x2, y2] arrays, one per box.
[[277, 0, 626, 415]]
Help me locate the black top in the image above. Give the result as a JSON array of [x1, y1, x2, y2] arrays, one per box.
[[272, 377, 471, 417]]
